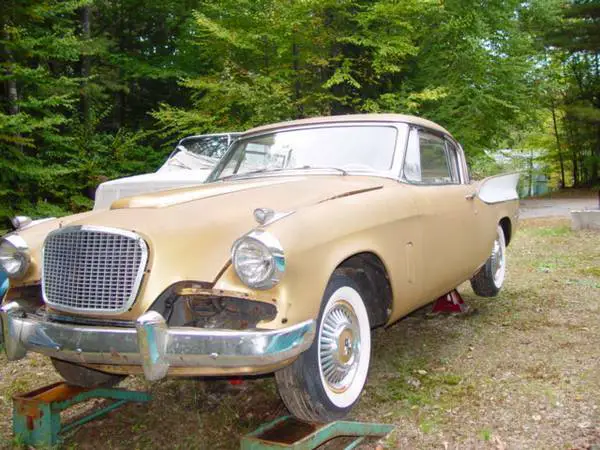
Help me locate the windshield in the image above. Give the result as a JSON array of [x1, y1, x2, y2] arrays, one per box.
[[207, 126, 397, 181], [159, 134, 237, 172], [179, 135, 234, 158]]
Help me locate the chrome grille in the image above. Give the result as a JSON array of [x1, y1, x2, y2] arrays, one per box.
[[42, 226, 148, 313]]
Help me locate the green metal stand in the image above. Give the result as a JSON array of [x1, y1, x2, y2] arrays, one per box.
[[13, 382, 151, 448], [241, 416, 394, 449]]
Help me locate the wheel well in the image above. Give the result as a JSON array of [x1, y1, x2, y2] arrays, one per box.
[[336, 252, 392, 328], [499, 217, 512, 246]]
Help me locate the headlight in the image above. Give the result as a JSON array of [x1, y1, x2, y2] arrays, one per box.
[[10, 216, 32, 230], [0, 234, 31, 279], [232, 230, 285, 289]]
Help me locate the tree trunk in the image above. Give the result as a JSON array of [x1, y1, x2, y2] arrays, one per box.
[[529, 148, 534, 197], [80, 4, 92, 127], [2, 30, 19, 116], [593, 124, 600, 185], [292, 38, 303, 119], [566, 123, 579, 187], [550, 101, 566, 188]]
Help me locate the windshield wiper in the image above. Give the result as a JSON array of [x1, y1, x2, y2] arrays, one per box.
[[218, 166, 347, 181], [217, 167, 285, 181], [167, 158, 193, 170]]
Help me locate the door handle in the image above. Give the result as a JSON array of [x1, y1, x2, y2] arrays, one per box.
[[465, 192, 476, 200]]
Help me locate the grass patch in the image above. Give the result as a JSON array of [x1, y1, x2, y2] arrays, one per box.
[[479, 428, 493, 441], [0, 218, 598, 449], [526, 225, 572, 237]]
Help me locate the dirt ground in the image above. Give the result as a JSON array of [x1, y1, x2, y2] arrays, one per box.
[[0, 217, 598, 449]]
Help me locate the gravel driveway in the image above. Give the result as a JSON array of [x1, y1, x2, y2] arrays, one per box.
[[519, 196, 598, 219]]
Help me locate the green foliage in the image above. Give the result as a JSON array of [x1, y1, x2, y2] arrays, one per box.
[[540, 0, 600, 186], [1, 0, 598, 218]]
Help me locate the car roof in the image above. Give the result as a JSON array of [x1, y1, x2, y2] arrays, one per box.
[[243, 114, 452, 138]]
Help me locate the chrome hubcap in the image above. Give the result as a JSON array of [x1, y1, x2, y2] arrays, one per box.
[[491, 233, 505, 286], [319, 302, 361, 392]]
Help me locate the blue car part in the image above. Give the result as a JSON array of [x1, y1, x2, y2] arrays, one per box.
[[0, 270, 8, 298]]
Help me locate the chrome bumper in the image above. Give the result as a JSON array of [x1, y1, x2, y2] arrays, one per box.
[[0, 302, 315, 380]]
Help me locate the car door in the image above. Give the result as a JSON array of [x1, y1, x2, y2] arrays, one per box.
[[403, 127, 480, 301]]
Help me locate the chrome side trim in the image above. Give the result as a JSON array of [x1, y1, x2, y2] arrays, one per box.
[[0, 302, 315, 381]]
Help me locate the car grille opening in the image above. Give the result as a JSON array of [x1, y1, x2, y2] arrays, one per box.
[[42, 226, 148, 313]]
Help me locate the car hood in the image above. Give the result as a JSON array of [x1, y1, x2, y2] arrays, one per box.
[[17, 175, 389, 319], [93, 170, 211, 210], [110, 175, 386, 211]]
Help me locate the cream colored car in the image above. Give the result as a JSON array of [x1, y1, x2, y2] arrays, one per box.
[[0, 114, 518, 422]]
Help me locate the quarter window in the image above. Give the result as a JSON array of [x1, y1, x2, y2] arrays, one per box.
[[445, 140, 461, 183]]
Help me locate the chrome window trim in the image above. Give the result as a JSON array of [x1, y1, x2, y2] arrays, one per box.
[[444, 137, 468, 184], [400, 126, 468, 186], [41, 225, 149, 315], [207, 122, 409, 183]]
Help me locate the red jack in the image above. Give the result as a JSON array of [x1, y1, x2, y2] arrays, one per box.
[[431, 289, 469, 314]]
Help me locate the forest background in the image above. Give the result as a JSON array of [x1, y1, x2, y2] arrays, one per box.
[[1, 0, 598, 217]]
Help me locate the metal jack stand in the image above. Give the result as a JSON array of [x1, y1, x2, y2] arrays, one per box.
[[431, 289, 469, 314], [13, 382, 151, 448], [241, 416, 394, 449]]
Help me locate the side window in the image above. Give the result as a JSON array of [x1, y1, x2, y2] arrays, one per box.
[[403, 129, 460, 185], [445, 140, 462, 184]]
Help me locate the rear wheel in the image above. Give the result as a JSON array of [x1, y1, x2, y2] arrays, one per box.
[[275, 270, 371, 422], [470, 225, 506, 297], [51, 358, 126, 388]]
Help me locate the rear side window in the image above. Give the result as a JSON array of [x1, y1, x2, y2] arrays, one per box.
[[403, 130, 460, 184]]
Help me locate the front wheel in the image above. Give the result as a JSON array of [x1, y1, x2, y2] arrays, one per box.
[[275, 270, 371, 422], [470, 225, 507, 297]]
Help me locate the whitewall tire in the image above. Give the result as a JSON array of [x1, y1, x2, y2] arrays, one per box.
[[470, 225, 507, 297], [275, 270, 371, 422]]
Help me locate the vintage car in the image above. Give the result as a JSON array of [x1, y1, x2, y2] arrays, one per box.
[[93, 132, 240, 209], [0, 114, 518, 422]]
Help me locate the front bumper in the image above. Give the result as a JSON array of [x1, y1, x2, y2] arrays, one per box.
[[0, 302, 315, 380]]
